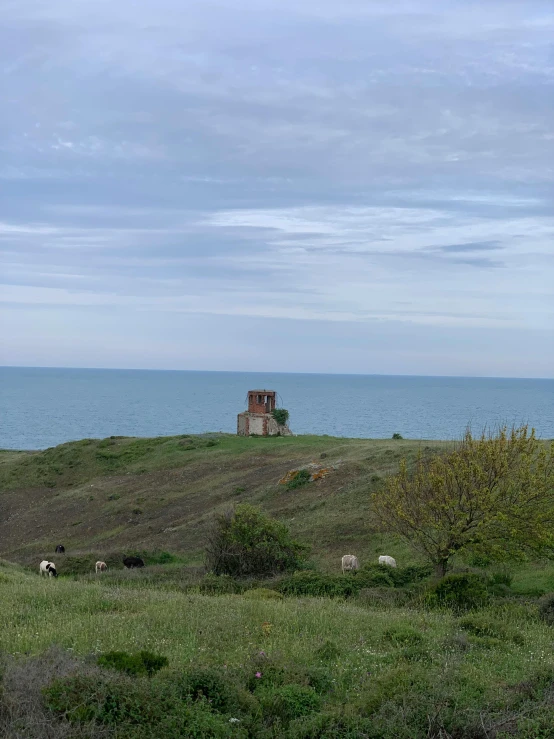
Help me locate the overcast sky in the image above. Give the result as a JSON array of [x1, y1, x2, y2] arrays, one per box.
[[1, 0, 553, 377]]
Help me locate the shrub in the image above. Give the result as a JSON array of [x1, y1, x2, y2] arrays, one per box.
[[288, 711, 375, 738], [392, 433, 403, 440], [360, 563, 431, 588], [258, 684, 321, 724], [43, 672, 241, 737], [205, 504, 307, 578], [356, 567, 395, 588], [178, 667, 239, 713], [272, 408, 290, 426], [538, 592, 554, 625], [97, 650, 168, 677], [286, 469, 311, 490], [278, 572, 358, 598], [423, 573, 490, 612]]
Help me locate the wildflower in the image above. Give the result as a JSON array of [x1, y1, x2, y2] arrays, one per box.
[[229, 718, 240, 724], [255, 671, 262, 678]]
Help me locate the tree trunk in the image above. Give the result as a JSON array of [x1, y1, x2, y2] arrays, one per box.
[[435, 559, 448, 578]]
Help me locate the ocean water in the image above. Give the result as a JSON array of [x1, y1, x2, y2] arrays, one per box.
[[0, 367, 552, 450]]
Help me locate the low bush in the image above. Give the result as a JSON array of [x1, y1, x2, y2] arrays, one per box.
[[288, 710, 375, 738], [43, 672, 243, 737], [286, 469, 311, 490], [97, 650, 168, 677], [258, 684, 321, 725], [423, 573, 490, 612], [278, 572, 359, 598], [205, 504, 307, 578], [178, 667, 239, 713]]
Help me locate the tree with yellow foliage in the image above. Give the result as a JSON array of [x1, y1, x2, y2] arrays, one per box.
[[372, 426, 554, 577]]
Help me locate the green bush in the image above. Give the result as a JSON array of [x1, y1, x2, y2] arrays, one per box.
[[97, 650, 168, 677], [288, 711, 375, 738], [178, 667, 239, 713], [258, 684, 321, 724], [278, 572, 359, 598], [423, 573, 490, 612], [538, 592, 554, 626], [43, 672, 243, 737], [205, 504, 307, 578], [277, 569, 426, 599], [286, 469, 311, 490], [392, 433, 403, 440], [272, 408, 290, 426]]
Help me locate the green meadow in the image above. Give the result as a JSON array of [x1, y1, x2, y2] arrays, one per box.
[[1, 434, 554, 737]]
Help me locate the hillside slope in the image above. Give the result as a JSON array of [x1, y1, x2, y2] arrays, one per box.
[[0, 434, 447, 567]]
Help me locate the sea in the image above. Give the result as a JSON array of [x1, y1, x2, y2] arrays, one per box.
[[0, 367, 552, 450]]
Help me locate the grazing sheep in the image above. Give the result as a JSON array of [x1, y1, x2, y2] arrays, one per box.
[[39, 560, 58, 577], [123, 556, 145, 569], [55, 544, 65, 554], [378, 555, 397, 567], [341, 554, 359, 573], [95, 561, 108, 574]]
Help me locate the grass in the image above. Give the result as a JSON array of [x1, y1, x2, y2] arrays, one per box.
[[1, 560, 554, 737], [2, 434, 554, 736], [0, 433, 447, 569]]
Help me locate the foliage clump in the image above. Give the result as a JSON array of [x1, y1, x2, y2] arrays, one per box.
[[372, 426, 554, 576], [423, 573, 490, 613], [257, 684, 321, 724], [392, 433, 403, 440], [205, 504, 307, 578], [286, 469, 311, 490], [97, 650, 168, 677], [272, 408, 290, 426]]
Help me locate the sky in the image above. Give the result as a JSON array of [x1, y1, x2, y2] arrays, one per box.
[[0, 0, 553, 378]]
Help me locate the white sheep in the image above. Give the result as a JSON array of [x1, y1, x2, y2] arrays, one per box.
[[341, 554, 359, 573], [378, 555, 397, 567]]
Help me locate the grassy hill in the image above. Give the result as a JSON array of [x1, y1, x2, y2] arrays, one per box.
[[0, 433, 447, 569], [3, 435, 554, 737]]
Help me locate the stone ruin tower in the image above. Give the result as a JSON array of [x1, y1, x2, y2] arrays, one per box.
[[237, 390, 292, 436]]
